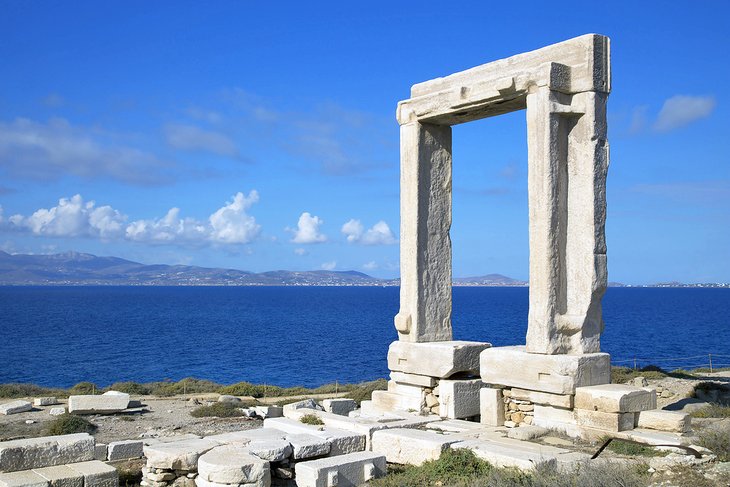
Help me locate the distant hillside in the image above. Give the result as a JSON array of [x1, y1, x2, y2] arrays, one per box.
[[0, 251, 393, 286], [453, 274, 527, 286]]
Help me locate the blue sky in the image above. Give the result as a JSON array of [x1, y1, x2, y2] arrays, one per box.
[[0, 1, 728, 284]]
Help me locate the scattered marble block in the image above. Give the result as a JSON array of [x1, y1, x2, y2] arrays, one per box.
[[286, 434, 331, 460], [282, 399, 321, 415], [370, 391, 422, 413], [453, 439, 557, 471], [197, 446, 270, 486], [439, 379, 483, 419], [636, 410, 691, 433], [0, 434, 95, 473], [295, 451, 386, 487], [252, 406, 283, 419], [532, 405, 581, 437], [107, 440, 143, 461], [321, 399, 356, 417], [481, 346, 610, 395], [575, 384, 656, 413], [263, 418, 365, 456], [480, 388, 505, 426], [32, 465, 83, 487], [143, 438, 218, 470], [574, 410, 635, 432], [68, 392, 129, 415], [370, 428, 457, 466], [66, 461, 118, 487], [248, 439, 292, 462], [0, 470, 49, 487], [0, 401, 32, 416], [33, 398, 58, 407], [509, 388, 573, 409], [388, 341, 490, 378], [48, 408, 66, 417], [506, 425, 549, 441], [390, 372, 438, 388]]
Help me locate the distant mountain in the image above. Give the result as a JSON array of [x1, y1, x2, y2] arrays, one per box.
[[453, 274, 527, 286], [0, 251, 394, 286]]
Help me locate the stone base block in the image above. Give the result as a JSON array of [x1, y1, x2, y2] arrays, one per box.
[[480, 388, 505, 426], [575, 384, 656, 413], [107, 441, 143, 461], [143, 439, 219, 470], [370, 391, 422, 413], [0, 434, 95, 473], [452, 440, 557, 471], [0, 401, 32, 416], [509, 388, 573, 409], [388, 341, 490, 378], [574, 410, 635, 432], [387, 381, 425, 399], [636, 410, 691, 433], [480, 346, 610, 395], [321, 399, 356, 417], [390, 372, 438, 388], [287, 434, 331, 460], [68, 392, 129, 415], [294, 451, 386, 487], [32, 465, 83, 487], [197, 446, 270, 485], [33, 398, 58, 407], [66, 461, 118, 487], [438, 379, 483, 419], [252, 406, 283, 419], [0, 470, 49, 487], [370, 429, 457, 466], [532, 405, 581, 437], [263, 418, 365, 457]]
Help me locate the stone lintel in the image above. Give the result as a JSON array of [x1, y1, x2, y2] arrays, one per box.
[[390, 371, 438, 388], [574, 384, 657, 413], [480, 346, 610, 395], [388, 341, 491, 378], [397, 34, 609, 126]]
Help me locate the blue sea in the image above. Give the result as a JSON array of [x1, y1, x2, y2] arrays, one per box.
[[1, 286, 728, 388]]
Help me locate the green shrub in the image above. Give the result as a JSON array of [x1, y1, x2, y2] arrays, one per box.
[[611, 366, 667, 384], [47, 414, 96, 435], [697, 422, 730, 461], [107, 382, 150, 395], [345, 379, 387, 404], [68, 382, 98, 395], [300, 413, 324, 425], [605, 439, 665, 457], [371, 448, 496, 486], [147, 378, 222, 397], [0, 383, 65, 399], [190, 402, 244, 418]]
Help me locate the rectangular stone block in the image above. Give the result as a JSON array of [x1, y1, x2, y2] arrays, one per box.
[[0, 401, 32, 416], [509, 388, 573, 409], [295, 451, 386, 487], [636, 410, 691, 433], [370, 391, 422, 413], [439, 379, 483, 419], [32, 466, 83, 487], [532, 405, 581, 437], [574, 410, 635, 432], [252, 405, 283, 419], [388, 341, 490, 378], [387, 381, 424, 398], [33, 398, 58, 407], [480, 346, 610, 395], [453, 440, 557, 471], [371, 429, 457, 466], [0, 434, 95, 473], [480, 388, 505, 427], [263, 418, 365, 456], [65, 462, 117, 487], [286, 434, 331, 460], [575, 384, 656, 413], [107, 440, 143, 461], [321, 399, 356, 417], [390, 372, 438, 388], [0, 471, 49, 487], [67, 392, 129, 415], [143, 438, 218, 470]]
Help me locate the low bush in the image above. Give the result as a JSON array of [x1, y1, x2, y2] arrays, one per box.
[[68, 382, 98, 395], [690, 403, 730, 419], [0, 383, 65, 399], [345, 379, 387, 404], [697, 422, 730, 461], [107, 381, 150, 395], [47, 414, 96, 435], [190, 402, 244, 418], [605, 439, 665, 457], [300, 413, 324, 425]]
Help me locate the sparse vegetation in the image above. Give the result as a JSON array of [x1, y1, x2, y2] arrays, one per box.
[[697, 422, 730, 462], [690, 403, 730, 418], [300, 413, 324, 425], [0, 383, 65, 399], [371, 449, 650, 487], [610, 365, 699, 384], [190, 402, 245, 418], [605, 439, 665, 457], [68, 382, 98, 395], [47, 413, 96, 435], [345, 378, 387, 404]]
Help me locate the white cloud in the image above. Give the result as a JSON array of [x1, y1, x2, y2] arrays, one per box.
[[0, 117, 171, 185], [208, 191, 260, 243], [363, 261, 378, 270], [294, 248, 308, 256], [164, 123, 239, 158], [4, 192, 261, 246], [341, 219, 397, 245], [291, 212, 327, 244], [654, 95, 716, 132], [628, 105, 648, 134], [321, 261, 336, 270], [7, 194, 127, 239]]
